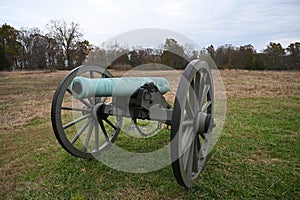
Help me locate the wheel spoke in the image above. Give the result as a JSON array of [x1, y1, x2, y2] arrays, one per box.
[[99, 120, 109, 141], [185, 140, 195, 178], [83, 121, 94, 152], [200, 134, 210, 159], [200, 72, 207, 89], [61, 106, 90, 112], [87, 72, 95, 105], [196, 134, 201, 152], [189, 79, 197, 111], [181, 127, 193, 154], [90, 71, 94, 78], [199, 144, 205, 159], [88, 97, 95, 105], [191, 76, 196, 90], [95, 97, 105, 104], [71, 118, 92, 144], [198, 72, 206, 99], [183, 146, 190, 171], [66, 88, 72, 94], [80, 99, 92, 108], [185, 99, 195, 118], [195, 72, 200, 100], [104, 118, 117, 130], [182, 128, 193, 171], [201, 100, 212, 112], [199, 84, 210, 108], [95, 123, 99, 150], [182, 120, 193, 127], [192, 136, 199, 172], [67, 88, 91, 107], [63, 114, 91, 129]]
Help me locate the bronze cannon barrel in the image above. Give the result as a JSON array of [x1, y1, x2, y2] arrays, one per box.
[[70, 76, 170, 99]]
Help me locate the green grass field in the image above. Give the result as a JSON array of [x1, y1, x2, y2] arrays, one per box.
[[0, 70, 299, 199]]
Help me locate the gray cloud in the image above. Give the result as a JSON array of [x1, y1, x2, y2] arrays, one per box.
[[0, 0, 299, 51]]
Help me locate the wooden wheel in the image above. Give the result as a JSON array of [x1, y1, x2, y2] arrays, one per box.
[[51, 66, 122, 159], [171, 59, 214, 188]]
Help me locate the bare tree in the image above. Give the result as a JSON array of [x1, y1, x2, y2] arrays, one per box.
[[19, 28, 48, 69], [47, 20, 83, 68]]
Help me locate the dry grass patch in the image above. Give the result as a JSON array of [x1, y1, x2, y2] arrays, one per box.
[[1, 68, 299, 133], [0, 69, 299, 199], [221, 69, 300, 98]]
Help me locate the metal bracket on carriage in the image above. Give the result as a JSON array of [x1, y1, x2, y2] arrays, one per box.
[[129, 82, 172, 137], [99, 81, 173, 137]]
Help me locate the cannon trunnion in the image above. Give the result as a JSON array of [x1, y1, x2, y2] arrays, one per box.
[[51, 59, 215, 188]]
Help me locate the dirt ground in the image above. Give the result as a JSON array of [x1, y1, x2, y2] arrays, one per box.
[[0, 69, 299, 132], [220, 69, 300, 98]]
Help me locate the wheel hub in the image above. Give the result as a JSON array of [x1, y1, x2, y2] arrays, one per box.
[[81, 106, 90, 116], [194, 111, 211, 137]]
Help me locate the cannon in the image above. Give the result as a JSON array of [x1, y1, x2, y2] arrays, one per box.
[[51, 58, 215, 188]]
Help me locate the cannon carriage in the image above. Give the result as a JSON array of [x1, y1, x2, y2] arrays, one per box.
[[51, 58, 215, 188]]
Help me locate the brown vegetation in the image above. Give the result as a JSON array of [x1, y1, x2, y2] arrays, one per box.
[[0, 69, 299, 197], [221, 69, 300, 98], [0, 69, 299, 132]]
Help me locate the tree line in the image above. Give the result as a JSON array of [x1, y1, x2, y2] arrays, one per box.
[[1, 21, 299, 71], [0, 21, 90, 71]]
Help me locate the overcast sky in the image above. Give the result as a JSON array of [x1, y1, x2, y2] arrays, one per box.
[[1, 0, 299, 51]]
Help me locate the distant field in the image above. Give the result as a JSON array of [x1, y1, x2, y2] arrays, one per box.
[[0, 69, 299, 199]]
